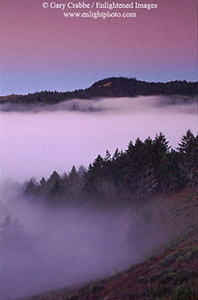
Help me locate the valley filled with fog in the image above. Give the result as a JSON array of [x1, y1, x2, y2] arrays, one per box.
[[0, 95, 197, 299], [0, 96, 197, 183]]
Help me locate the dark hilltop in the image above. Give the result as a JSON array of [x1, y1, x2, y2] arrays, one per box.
[[0, 77, 198, 105]]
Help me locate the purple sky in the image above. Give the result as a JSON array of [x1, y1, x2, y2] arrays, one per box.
[[0, 0, 197, 95]]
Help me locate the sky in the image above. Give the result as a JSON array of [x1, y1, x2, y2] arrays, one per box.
[[0, 0, 197, 95]]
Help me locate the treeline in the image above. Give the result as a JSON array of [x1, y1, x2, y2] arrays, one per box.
[[24, 130, 198, 206], [1, 77, 198, 104]]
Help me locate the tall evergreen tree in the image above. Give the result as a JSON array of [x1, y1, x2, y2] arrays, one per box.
[[47, 171, 63, 198], [178, 130, 198, 187], [152, 133, 170, 190]]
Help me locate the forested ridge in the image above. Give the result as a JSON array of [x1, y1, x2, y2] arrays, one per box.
[[24, 130, 198, 205], [1, 77, 198, 104]]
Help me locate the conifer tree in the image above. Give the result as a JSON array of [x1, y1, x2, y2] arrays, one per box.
[[47, 171, 63, 197], [178, 130, 198, 187]]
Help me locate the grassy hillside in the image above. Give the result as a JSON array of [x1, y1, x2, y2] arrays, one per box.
[[17, 187, 198, 300]]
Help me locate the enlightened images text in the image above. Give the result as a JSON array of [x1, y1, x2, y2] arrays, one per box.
[[48, 2, 158, 11]]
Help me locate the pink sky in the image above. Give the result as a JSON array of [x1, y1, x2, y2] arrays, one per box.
[[0, 0, 197, 95]]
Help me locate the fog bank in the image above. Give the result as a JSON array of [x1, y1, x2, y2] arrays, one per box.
[[0, 183, 168, 300], [1, 96, 197, 183]]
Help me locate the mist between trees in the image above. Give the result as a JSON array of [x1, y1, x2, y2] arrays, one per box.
[[0, 130, 198, 299], [22, 130, 198, 206]]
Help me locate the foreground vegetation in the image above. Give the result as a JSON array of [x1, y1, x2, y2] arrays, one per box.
[[16, 188, 198, 300], [24, 130, 198, 206], [1, 129, 198, 300]]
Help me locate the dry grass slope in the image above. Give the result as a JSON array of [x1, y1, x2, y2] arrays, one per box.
[[17, 188, 198, 300]]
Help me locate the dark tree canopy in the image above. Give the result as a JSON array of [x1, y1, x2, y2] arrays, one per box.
[[23, 130, 198, 206]]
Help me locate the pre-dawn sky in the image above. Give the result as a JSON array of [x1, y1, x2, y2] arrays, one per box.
[[0, 0, 197, 95]]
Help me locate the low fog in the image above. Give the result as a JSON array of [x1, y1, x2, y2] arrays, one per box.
[[0, 96, 195, 299], [0, 183, 171, 300], [0, 96, 197, 183]]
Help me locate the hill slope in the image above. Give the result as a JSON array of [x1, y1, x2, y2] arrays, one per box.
[[1, 77, 198, 105], [17, 187, 198, 300]]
